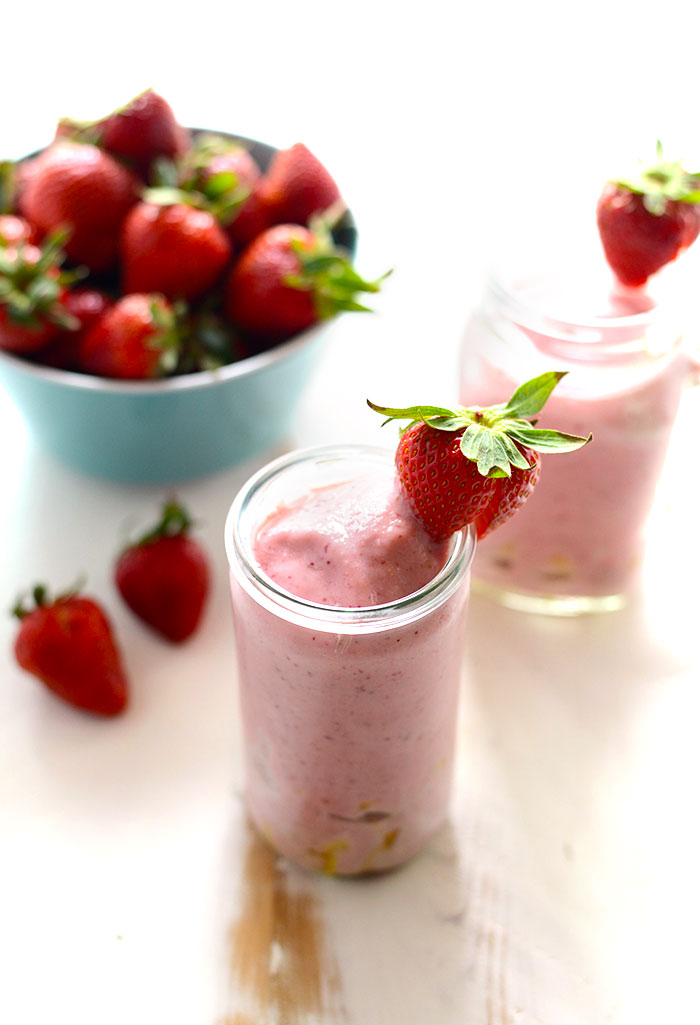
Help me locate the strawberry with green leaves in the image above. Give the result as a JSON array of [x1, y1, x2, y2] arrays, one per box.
[[78, 293, 181, 379], [114, 499, 209, 643], [597, 143, 700, 287], [12, 584, 129, 717], [57, 89, 191, 180], [225, 219, 387, 345], [369, 372, 591, 541], [0, 232, 80, 353]]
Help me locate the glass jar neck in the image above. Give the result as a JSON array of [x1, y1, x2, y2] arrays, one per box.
[[483, 267, 683, 366]]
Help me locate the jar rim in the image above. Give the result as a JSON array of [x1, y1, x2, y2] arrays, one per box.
[[483, 267, 682, 363], [224, 444, 476, 634]]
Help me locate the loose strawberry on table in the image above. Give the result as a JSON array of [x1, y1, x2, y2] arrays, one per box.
[[597, 143, 700, 287], [12, 584, 129, 717], [369, 372, 591, 541], [78, 293, 181, 379], [114, 499, 210, 643], [19, 141, 139, 272], [225, 220, 386, 346]]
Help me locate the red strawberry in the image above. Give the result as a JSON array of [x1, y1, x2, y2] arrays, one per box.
[[225, 221, 385, 345], [12, 584, 128, 716], [0, 214, 39, 246], [597, 143, 700, 287], [177, 133, 261, 226], [35, 287, 113, 370], [0, 233, 80, 354], [227, 179, 271, 248], [114, 500, 209, 642], [261, 142, 341, 226], [96, 89, 190, 176], [369, 373, 591, 541], [120, 199, 231, 301], [78, 293, 180, 379], [19, 141, 139, 272], [56, 89, 191, 179]]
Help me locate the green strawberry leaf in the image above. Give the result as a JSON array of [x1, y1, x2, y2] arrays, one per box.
[[501, 423, 592, 452], [498, 371, 567, 419]]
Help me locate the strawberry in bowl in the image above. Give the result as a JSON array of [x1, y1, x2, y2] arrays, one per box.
[[0, 89, 386, 482]]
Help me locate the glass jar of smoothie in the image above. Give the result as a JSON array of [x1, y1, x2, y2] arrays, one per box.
[[460, 259, 691, 614], [225, 445, 475, 876]]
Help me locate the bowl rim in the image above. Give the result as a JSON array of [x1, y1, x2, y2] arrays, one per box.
[[0, 317, 328, 394]]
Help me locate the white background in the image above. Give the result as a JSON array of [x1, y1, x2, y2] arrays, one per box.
[[2, 4, 700, 1024]]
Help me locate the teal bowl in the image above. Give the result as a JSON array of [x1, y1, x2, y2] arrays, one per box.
[[0, 132, 357, 483], [0, 324, 332, 482]]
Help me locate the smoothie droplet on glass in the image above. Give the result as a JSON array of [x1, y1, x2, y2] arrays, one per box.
[[460, 258, 692, 614], [225, 446, 475, 876]]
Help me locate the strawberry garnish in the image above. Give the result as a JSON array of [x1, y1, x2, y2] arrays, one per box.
[[114, 499, 210, 642], [369, 372, 591, 541], [12, 584, 129, 716], [597, 142, 700, 287]]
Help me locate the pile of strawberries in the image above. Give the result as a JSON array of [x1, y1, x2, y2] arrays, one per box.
[[0, 89, 382, 378]]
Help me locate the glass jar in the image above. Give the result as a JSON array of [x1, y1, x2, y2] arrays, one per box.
[[460, 263, 691, 615], [224, 445, 475, 875]]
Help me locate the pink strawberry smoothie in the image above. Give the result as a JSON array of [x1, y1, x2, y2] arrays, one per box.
[[227, 449, 473, 875], [460, 268, 689, 606]]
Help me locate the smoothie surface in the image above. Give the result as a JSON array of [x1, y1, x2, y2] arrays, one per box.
[[253, 476, 450, 607]]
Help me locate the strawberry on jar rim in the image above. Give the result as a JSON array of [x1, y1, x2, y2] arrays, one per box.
[[12, 583, 129, 717], [225, 219, 388, 346], [369, 372, 591, 541], [19, 141, 140, 272], [596, 142, 700, 288]]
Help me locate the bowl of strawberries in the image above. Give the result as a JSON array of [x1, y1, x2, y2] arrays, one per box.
[[0, 89, 382, 482]]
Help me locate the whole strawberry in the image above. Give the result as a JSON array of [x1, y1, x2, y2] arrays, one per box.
[[19, 141, 139, 272], [177, 132, 261, 227], [120, 198, 231, 301], [225, 220, 386, 345], [0, 233, 80, 354], [597, 143, 700, 287], [78, 293, 181, 379], [95, 89, 191, 177], [12, 584, 129, 716], [261, 142, 341, 227], [114, 500, 210, 643], [35, 287, 113, 370], [369, 373, 591, 541], [56, 89, 191, 179]]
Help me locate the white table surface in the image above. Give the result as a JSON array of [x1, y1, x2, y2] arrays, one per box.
[[3, 6, 700, 1023]]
